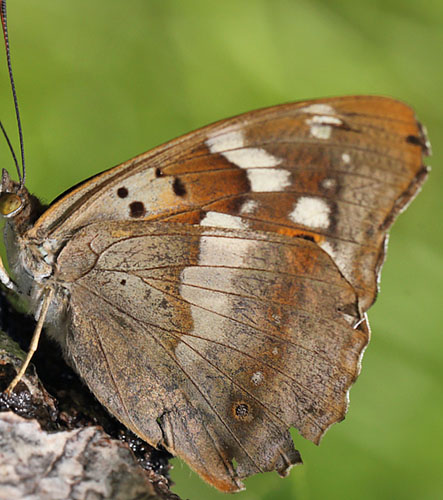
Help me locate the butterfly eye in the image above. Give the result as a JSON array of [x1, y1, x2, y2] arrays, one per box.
[[0, 193, 23, 217]]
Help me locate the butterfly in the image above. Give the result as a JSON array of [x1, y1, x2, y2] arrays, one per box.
[[0, 1, 430, 493]]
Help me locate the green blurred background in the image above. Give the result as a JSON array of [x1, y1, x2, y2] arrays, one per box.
[[1, 1, 441, 499]]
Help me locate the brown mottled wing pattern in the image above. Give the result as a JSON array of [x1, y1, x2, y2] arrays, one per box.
[[32, 96, 429, 313], [56, 221, 368, 492], [32, 96, 428, 491]]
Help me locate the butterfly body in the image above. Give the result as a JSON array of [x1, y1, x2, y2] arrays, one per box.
[[1, 96, 429, 492]]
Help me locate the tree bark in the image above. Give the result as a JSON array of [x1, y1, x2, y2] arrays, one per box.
[[0, 294, 180, 500]]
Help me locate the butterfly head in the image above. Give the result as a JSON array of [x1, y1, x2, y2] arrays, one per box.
[[0, 169, 24, 218], [0, 169, 42, 235]]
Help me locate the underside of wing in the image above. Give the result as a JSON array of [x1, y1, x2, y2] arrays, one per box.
[[33, 96, 429, 311], [56, 220, 369, 491]]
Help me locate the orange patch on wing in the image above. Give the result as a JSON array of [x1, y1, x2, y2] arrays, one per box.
[[162, 211, 203, 224]]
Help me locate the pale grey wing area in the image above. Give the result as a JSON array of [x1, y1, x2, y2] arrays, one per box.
[[55, 221, 369, 492]]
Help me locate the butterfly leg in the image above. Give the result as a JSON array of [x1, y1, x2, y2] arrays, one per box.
[[5, 287, 55, 393], [0, 254, 17, 292]]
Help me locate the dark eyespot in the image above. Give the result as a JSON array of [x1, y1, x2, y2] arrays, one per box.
[[235, 403, 249, 418], [155, 167, 164, 178], [129, 201, 146, 218], [120, 279, 127, 286], [172, 177, 186, 197], [117, 187, 128, 198]]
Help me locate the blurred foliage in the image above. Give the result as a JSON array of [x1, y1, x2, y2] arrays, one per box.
[[0, 1, 441, 499]]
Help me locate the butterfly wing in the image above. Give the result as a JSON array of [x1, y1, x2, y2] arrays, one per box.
[[31, 96, 429, 312], [55, 220, 369, 492]]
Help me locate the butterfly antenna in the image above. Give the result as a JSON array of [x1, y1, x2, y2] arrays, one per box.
[[0, 0, 25, 187], [0, 120, 20, 174]]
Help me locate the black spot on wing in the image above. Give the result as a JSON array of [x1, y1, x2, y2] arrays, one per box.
[[172, 177, 187, 197], [406, 134, 426, 147], [297, 234, 315, 243], [117, 187, 128, 198], [129, 201, 146, 218]]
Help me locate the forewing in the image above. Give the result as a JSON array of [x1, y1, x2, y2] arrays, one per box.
[[33, 96, 429, 311], [56, 220, 369, 491]]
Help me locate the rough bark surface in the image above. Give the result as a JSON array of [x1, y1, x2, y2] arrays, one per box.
[[0, 296, 179, 500], [0, 412, 160, 500]]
